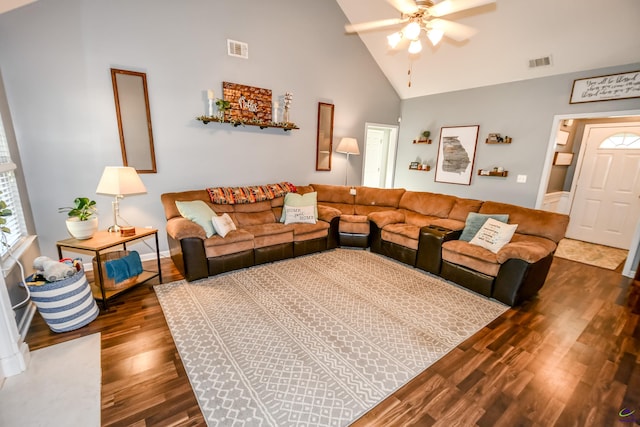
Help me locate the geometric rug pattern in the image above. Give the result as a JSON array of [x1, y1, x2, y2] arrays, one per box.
[[155, 249, 508, 426], [555, 238, 628, 270]]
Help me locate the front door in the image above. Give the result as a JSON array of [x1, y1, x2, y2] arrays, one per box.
[[566, 123, 640, 249]]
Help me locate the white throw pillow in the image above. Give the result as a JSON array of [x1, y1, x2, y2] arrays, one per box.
[[284, 205, 317, 225], [469, 217, 518, 253], [280, 192, 318, 223], [211, 213, 237, 238]]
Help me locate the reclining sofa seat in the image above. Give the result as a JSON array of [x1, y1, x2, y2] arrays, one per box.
[[439, 201, 569, 306], [311, 184, 405, 247], [368, 191, 483, 266], [160, 186, 339, 281]]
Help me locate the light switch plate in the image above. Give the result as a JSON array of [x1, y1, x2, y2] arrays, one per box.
[[349, 188, 357, 195], [517, 175, 527, 183]]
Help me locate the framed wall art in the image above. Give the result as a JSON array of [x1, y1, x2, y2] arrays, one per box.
[[553, 152, 574, 166], [569, 70, 640, 104], [435, 125, 479, 185], [222, 82, 272, 122]]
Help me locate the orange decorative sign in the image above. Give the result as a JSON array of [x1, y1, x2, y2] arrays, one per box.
[[222, 82, 272, 122]]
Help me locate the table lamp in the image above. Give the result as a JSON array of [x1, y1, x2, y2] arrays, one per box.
[[96, 166, 147, 232], [336, 137, 360, 186]]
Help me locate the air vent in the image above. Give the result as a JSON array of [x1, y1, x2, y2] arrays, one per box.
[[528, 55, 552, 68], [227, 39, 248, 59]]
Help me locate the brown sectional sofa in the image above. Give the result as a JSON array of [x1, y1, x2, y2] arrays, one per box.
[[161, 183, 569, 306]]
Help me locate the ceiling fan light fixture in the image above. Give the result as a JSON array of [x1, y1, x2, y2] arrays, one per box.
[[387, 32, 402, 48], [427, 28, 444, 46], [404, 21, 422, 40], [408, 39, 423, 54]]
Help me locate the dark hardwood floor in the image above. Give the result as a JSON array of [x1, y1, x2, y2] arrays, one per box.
[[25, 255, 639, 426]]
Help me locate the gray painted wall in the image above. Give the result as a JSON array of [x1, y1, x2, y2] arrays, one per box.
[[0, 0, 401, 258], [395, 63, 640, 207]]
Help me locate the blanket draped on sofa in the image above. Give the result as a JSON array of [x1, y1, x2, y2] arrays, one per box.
[[206, 182, 297, 205]]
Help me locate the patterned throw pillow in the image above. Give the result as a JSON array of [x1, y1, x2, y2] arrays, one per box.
[[283, 205, 317, 225], [469, 218, 518, 253], [280, 192, 318, 223]]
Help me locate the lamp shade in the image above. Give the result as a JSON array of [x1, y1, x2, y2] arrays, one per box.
[[96, 166, 147, 196], [336, 137, 360, 155]]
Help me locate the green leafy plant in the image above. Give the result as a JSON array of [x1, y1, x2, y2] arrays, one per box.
[[58, 197, 97, 221], [215, 98, 231, 111], [422, 130, 431, 139], [0, 192, 12, 234]]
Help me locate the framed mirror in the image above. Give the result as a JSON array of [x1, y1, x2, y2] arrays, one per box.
[[111, 68, 157, 173], [316, 102, 334, 171]]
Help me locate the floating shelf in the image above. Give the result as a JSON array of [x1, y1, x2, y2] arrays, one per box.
[[413, 139, 432, 144], [478, 170, 508, 177], [196, 116, 299, 131], [409, 165, 431, 171], [486, 134, 512, 144]]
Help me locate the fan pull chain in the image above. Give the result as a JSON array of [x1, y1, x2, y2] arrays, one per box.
[[408, 60, 413, 87]]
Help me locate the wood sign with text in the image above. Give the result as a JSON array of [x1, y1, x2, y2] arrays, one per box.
[[223, 82, 272, 122], [570, 71, 640, 104]]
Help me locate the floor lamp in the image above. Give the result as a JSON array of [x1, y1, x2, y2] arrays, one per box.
[[336, 137, 360, 186], [96, 166, 147, 232]]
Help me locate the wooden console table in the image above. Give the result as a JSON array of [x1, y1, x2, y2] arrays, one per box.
[[56, 228, 162, 310]]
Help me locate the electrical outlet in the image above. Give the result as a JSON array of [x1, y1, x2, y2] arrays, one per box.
[[517, 175, 527, 183], [349, 188, 356, 195]]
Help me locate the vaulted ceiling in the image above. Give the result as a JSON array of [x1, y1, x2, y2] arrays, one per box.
[[336, 0, 640, 99]]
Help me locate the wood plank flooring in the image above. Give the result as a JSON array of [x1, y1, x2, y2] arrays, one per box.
[[25, 255, 639, 426]]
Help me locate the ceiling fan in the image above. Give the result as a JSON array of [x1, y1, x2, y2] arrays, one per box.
[[345, 0, 496, 53]]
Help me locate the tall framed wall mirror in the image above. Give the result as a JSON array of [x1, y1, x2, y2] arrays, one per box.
[[111, 68, 157, 173], [316, 102, 334, 171]]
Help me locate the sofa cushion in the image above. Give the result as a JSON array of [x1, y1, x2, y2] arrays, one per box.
[[234, 209, 277, 227], [479, 201, 569, 243], [289, 221, 330, 242], [402, 210, 441, 228], [469, 218, 518, 253], [204, 229, 254, 257], [354, 187, 405, 208], [448, 198, 483, 222], [441, 240, 501, 277], [242, 223, 294, 248], [211, 213, 237, 238], [311, 183, 354, 205], [496, 234, 557, 263], [429, 218, 466, 231], [175, 200, 217, 238], [280, 192, 318, 223], [460, 212, 509, 242], [382, 223, 421, 250], [399, 191, 456, 217], [339, 214, 370, 234], [368, 210, 405, 228]]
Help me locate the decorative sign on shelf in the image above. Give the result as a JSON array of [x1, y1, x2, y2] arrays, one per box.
[[223, 82, 272, 122], [570, 70, 640, 104]]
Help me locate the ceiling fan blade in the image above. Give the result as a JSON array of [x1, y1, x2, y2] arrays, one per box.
[[430, 18, 477, 41], [385, 0, 419, 15], [428, 0, 496, 18], [345, 17, 408, 33]]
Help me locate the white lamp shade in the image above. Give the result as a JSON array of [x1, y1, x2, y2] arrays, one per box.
[[336, 137, 360, 155], [96, 166, 147, 196]]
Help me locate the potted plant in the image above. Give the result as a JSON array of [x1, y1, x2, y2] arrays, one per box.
[[59, 197, 98, 240], [419, 130, 431, 142]]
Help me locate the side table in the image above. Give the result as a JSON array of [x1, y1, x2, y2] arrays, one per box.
[[56, 228, 162, 310]]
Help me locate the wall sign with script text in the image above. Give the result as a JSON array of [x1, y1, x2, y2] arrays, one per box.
[[570, 71, 640, 104]]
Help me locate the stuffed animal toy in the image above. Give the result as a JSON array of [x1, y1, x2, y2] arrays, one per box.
[[33, 256, 77, 282]]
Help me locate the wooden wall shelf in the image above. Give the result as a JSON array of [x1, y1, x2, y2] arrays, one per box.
[[196, 116, 299, 131], [413, 139, 432, 144], [478, 170, 508, 177], [409, 165, 431, 171]]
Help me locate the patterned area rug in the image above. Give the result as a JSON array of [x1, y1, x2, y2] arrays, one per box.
[[155, 249, 508, 426], [555, 238, 628, 270]]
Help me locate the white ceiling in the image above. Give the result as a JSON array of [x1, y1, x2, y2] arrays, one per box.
[[335, 0, 640, 99]]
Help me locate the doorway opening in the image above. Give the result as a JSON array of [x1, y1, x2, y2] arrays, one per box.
[[362, 123, 398, 188], [535, 109, 640, 278]]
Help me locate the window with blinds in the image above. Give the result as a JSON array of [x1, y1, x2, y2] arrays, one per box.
[[0, 116, 27, 256]]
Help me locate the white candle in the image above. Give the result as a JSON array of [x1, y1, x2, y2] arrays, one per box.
[[207, 89, 215, 100], [208, 99, 214, 117], [273, 101, 279, 122]]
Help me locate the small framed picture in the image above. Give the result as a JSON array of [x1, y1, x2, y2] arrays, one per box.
[[409, 162, 420, 170], [553, 152, 574, 166]]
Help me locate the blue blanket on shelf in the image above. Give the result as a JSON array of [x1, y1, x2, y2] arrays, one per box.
[[105, 251, 143, 283]]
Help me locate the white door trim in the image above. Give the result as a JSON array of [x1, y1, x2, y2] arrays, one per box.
[[362, 123, 399, 189]]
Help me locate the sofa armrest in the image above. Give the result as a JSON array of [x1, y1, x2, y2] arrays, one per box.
[[166, 217, 207, 241], [368, 210, 405, 228], [317, 205, 342, 223], [496, 240, 557, 264], [416, 226, 462, 274]]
